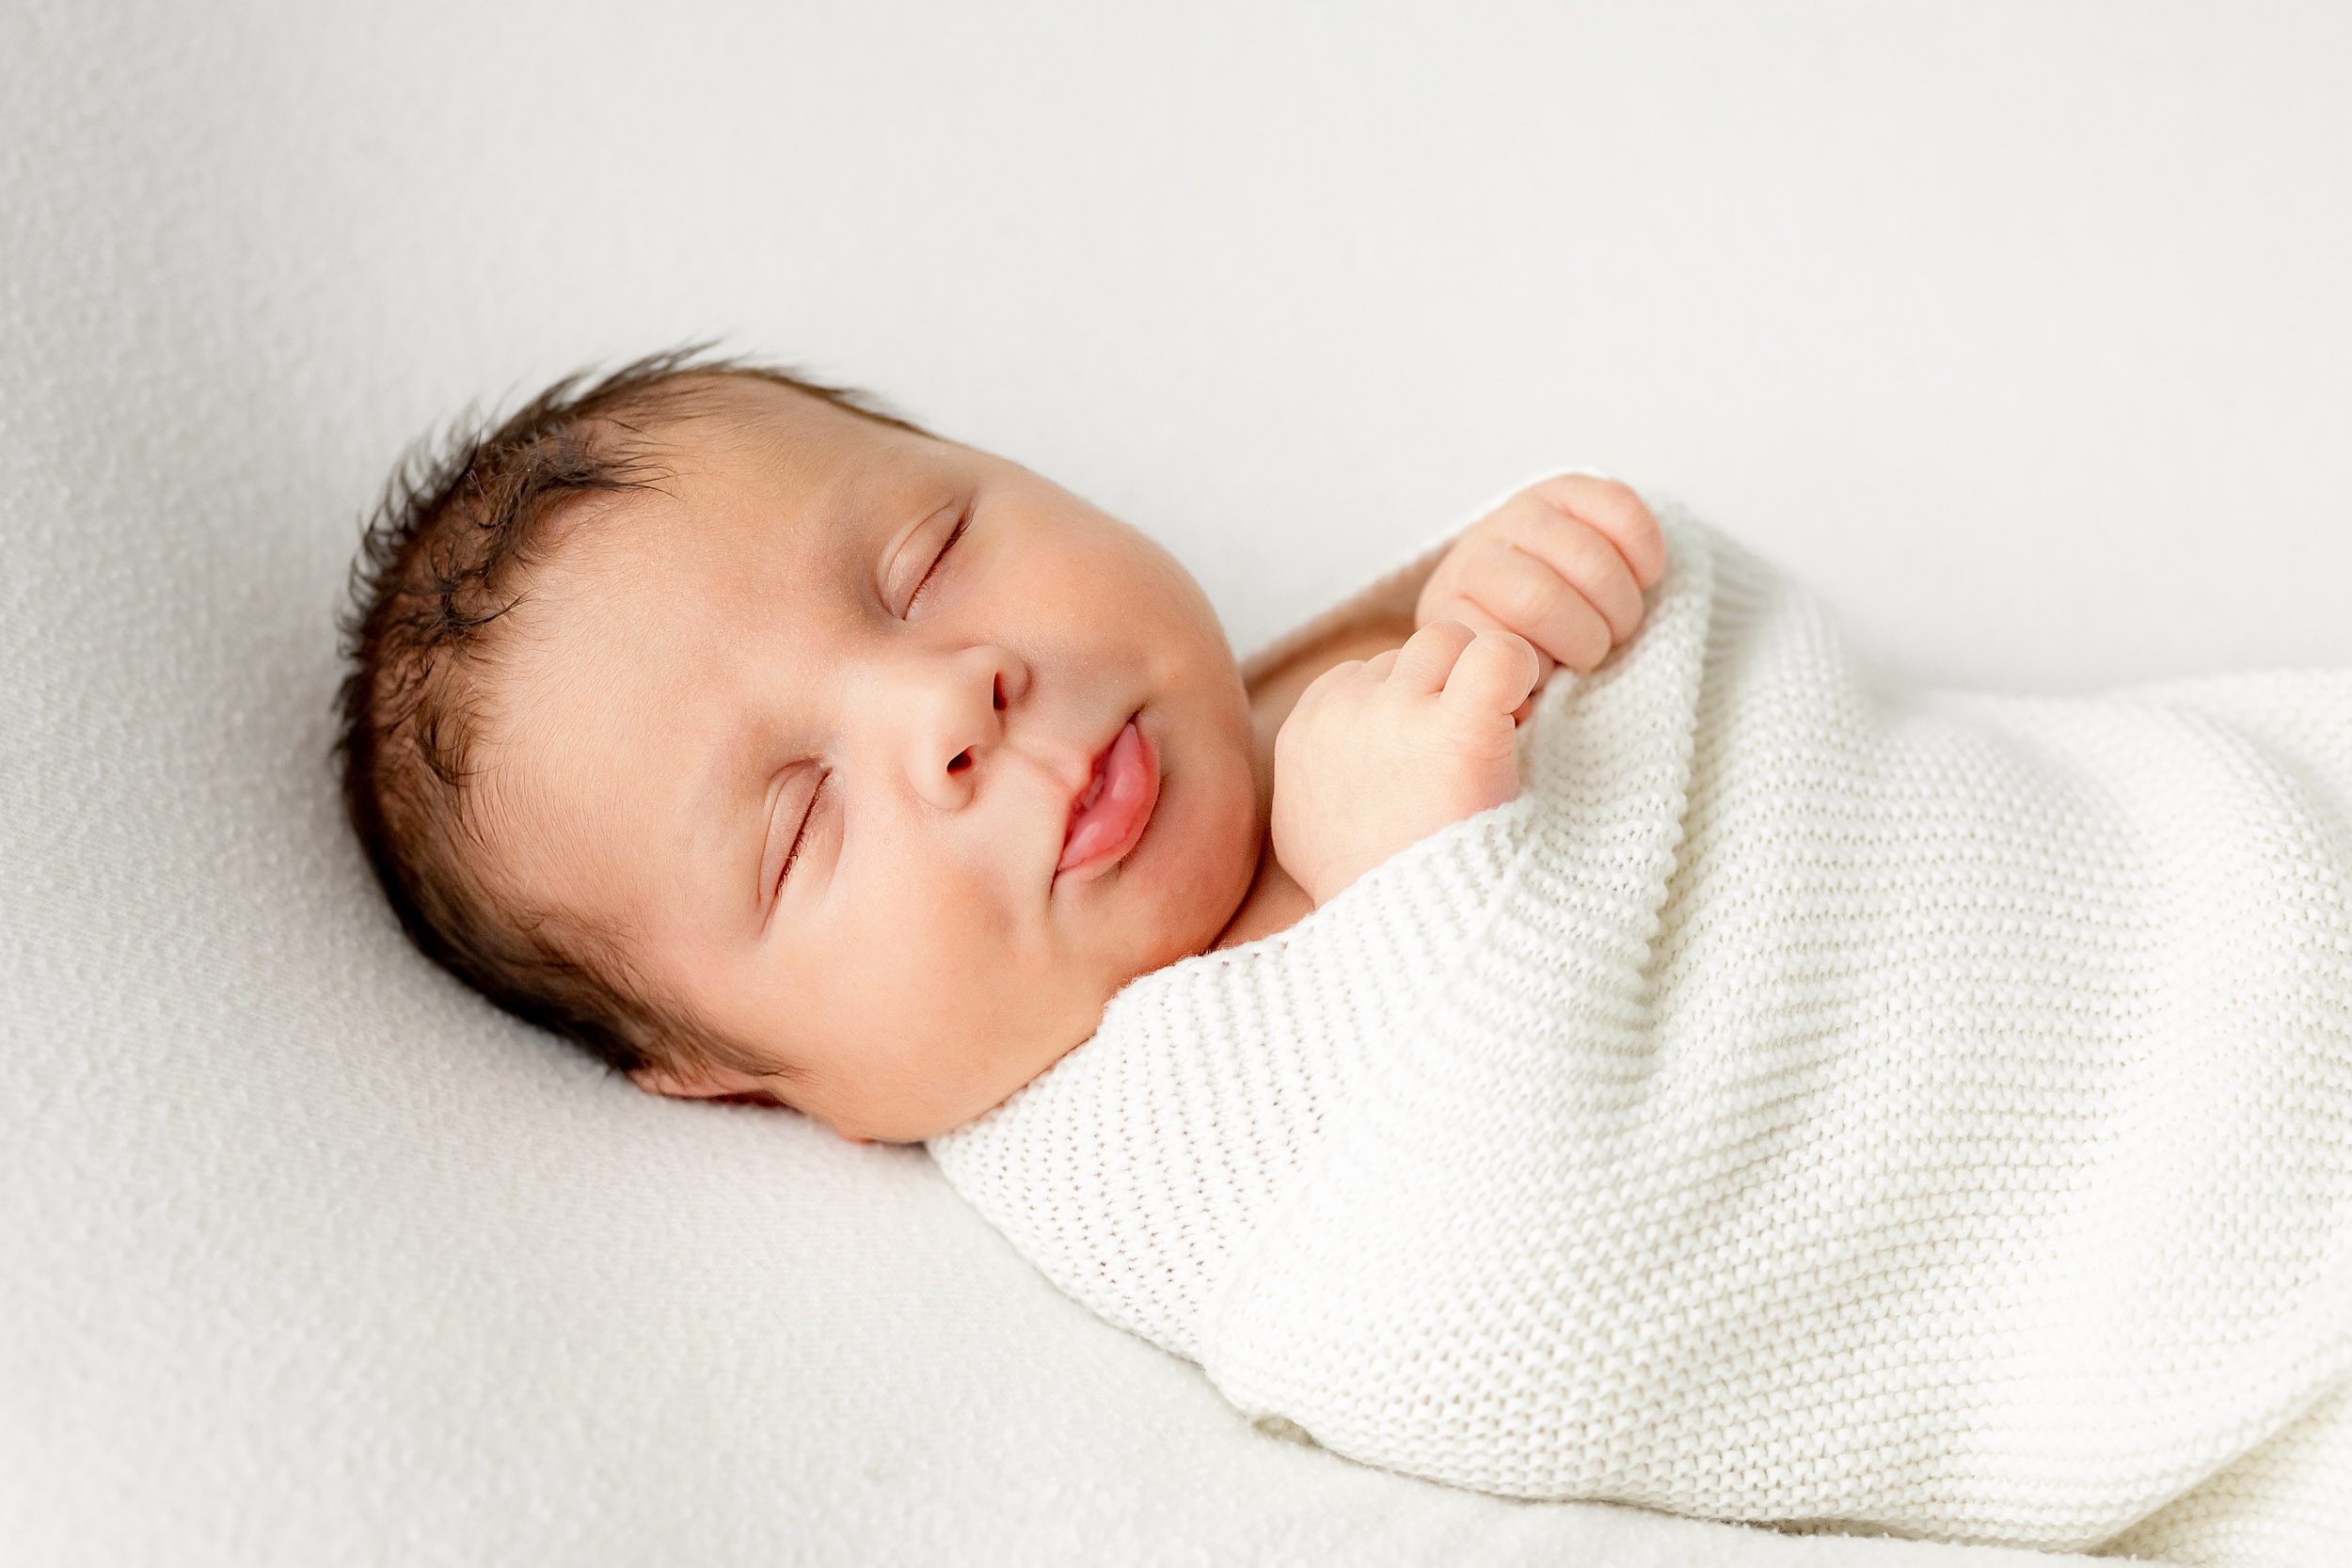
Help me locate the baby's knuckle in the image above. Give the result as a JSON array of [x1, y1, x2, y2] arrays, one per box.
[[1564, 527, 1626, 591], [1564, 473, 1636, 511], [1296, 666, 1350, 705], [1588, 482, 1649, 529], [1491, 569, 1555, 626], [1568, 614, 1613, 670]]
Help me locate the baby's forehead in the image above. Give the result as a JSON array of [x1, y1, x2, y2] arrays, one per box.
[[565, 390, 915, 548], [485, 379, 971, 756], [655, 373, 904, 476], [465, 626, 673, 932]]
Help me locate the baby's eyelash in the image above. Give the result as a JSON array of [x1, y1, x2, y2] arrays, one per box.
[[905, 512, 969, 612], [777, 773, 824, 890]]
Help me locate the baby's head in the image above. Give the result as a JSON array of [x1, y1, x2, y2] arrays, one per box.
[[334, 345, 1264, 1144]]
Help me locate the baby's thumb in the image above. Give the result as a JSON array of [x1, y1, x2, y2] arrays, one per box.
[[1441, 629, 1542, 718]]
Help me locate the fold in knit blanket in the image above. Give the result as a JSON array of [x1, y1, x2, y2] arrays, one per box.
[[926, 497, 2352, 1567]]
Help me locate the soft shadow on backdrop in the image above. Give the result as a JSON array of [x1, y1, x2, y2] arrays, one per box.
[[3, 2, 2344, 1564]]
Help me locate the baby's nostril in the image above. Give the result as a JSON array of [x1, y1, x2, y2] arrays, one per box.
[[993, 673, 1005, 711], [948, 749, 972, 773]]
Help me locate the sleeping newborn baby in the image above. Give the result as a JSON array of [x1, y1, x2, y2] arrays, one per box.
[[334, 346, 1635, 1146], [338, 347, 2352, 1567]]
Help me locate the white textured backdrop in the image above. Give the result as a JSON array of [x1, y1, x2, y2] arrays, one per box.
[[3, 1, 2344, 1563]]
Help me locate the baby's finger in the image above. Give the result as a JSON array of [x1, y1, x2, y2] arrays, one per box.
[[1449, 539, 1616, 673], [1473, 578, 1613, 674], [1491, 508, 1646, 646], [1388, 619, 1477, 694], [1438, 628, 1542, 721], [1429, 598, 1557, 686], [1518, 472, 1669, 591]]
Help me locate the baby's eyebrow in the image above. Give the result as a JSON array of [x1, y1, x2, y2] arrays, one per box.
[[688, 721, 765, 848], [662, 716, 739, 917]]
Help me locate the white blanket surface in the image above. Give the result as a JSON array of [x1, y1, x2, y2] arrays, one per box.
[[928, 501, 2352, 1567]]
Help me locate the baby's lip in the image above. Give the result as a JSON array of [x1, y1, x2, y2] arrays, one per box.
[[1069, 722, 1122, 802], [1063, 716, 1128, 830], [1055, 708, 1149, 880]]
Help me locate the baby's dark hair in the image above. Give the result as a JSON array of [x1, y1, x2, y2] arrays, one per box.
[[330, 341, 942, 1099]]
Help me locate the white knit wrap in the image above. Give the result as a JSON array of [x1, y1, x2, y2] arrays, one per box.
[[926, 500, 2352, 1566]]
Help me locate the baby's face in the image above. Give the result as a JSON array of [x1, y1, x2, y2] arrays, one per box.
[[481, 380, 1263, 1143]]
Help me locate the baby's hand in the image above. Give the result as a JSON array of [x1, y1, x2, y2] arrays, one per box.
[[1272, 620, 1541, 908], [1415, 473, 1668, 723]]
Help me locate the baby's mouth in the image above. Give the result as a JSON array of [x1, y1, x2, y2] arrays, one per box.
[[1057, 713, 1156, 881]]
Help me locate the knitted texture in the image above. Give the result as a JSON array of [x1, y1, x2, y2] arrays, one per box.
[[926, 500, 2352, 1565]]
